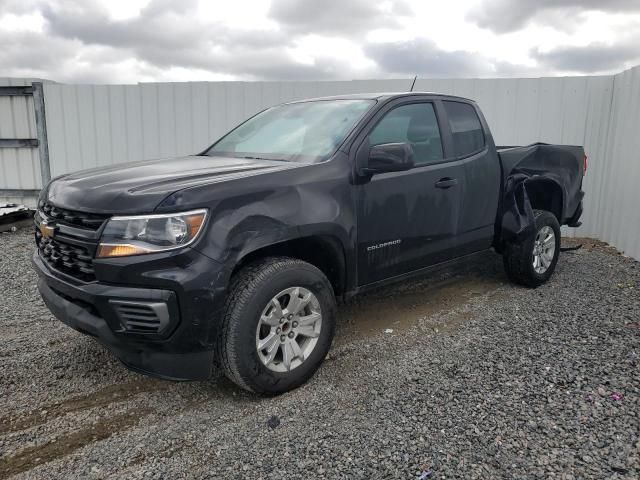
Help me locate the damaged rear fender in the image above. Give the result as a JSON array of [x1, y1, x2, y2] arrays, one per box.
[[523, 177, 564, 222], [499, 175, 565, 246]]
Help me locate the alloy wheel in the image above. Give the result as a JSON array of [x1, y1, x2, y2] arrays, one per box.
[[255, 287, 322, 372], [532, 226, 556, 274]]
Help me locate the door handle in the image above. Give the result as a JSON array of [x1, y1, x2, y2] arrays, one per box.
[[435, 178, 458, 189]]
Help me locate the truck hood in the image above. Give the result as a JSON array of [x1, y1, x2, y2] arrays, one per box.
[[46, 155, 301, 214]]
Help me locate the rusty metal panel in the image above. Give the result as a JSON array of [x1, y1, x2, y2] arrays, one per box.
[[0, 78, 42, 205]]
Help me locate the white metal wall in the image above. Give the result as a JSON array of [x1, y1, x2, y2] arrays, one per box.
[[0, 78, 42, 206], [1, 69, 637, 258], [42, 76, 614, 178], [41, 79, 409, 175], [593, 66, 640, 259]]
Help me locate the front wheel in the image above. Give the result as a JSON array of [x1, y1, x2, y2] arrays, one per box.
[[503, 209, 561, 287], [217, 257, 336, 394]]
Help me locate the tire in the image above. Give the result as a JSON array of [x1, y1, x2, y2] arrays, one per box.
[[217, 256, 337, 394], [503, 209, 561, 288]]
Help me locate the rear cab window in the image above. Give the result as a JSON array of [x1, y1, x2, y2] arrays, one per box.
[[442, 101, 485, 157]]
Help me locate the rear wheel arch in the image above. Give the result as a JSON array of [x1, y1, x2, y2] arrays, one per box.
[[524, 178, 564, 223]]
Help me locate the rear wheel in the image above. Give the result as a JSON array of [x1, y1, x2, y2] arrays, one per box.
[[503, 209, 561, 287], [217, 257, 336, 394]]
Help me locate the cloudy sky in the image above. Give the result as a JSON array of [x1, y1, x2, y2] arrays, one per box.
[[1, 0, 640, 84]]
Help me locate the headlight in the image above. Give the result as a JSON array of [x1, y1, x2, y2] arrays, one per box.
[[97, 209, 207, 258]]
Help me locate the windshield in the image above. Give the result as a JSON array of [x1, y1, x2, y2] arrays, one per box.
[[205, 99, 375, 163]]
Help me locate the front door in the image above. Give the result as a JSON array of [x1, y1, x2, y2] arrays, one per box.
[[356, 101, 466, 285]]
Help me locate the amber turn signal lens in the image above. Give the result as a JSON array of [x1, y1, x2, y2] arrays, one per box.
[[97, 244, 149, 258], [186, 213, 205, 238]]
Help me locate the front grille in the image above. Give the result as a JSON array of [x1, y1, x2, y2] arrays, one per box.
[[110, 301, 170, 335], [36, 233, 96, 282], [40, 203, 107, 231], [35, 203, 108, 282]]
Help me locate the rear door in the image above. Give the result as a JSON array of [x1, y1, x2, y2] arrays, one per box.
[[354, 98, 466, 285], [440, 100, 501, 254]]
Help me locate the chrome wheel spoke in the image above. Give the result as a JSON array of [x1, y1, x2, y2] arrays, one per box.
[[285, 287, 302, 313], [291, 338, 304, 361], [269, 299, 283, 319], [532, 225, 556, 274], [257, 331, 278, 351], [264, 342, 280, 366], [282, 341, 295, 371], [543, 234, 554, 248], [296, 324, 320, 338], [540, 253, 549, 268], [286, 288, 312, 315], [261, 309, 281, 327], [297, 311, 321, 326]]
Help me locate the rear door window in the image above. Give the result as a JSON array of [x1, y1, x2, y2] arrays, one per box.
[[442, 101, 485, 157]]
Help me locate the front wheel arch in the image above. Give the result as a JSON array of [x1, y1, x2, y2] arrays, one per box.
[[229, 234, 348, 298]]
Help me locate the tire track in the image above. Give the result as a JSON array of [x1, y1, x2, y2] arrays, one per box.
[[0, 407, 153, 479], [0, 378, 167, 436]]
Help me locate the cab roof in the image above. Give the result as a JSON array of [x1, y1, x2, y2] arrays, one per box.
[[285, 92, 475, 104]]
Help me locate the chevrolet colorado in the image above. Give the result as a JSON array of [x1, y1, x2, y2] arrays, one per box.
[[33, 93, 586, 394]]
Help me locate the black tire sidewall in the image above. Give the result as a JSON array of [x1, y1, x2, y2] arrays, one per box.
[[228, 262, 336, 394]]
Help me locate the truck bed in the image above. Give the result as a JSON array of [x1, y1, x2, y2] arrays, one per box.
[[496, 143, 585, 241]]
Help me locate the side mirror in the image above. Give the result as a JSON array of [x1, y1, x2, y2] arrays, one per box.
[[363, 143, 414, 175]]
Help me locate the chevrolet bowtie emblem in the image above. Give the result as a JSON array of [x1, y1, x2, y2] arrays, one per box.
[[39, 221, 56, 239]]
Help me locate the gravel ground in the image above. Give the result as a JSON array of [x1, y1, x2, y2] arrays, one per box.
[[0, 228, 638, 479]]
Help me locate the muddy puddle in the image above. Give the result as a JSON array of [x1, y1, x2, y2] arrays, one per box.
[[336, 255, 506, 343]]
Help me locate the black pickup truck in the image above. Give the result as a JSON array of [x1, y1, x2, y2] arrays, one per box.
[[33, 93, 586, 394]]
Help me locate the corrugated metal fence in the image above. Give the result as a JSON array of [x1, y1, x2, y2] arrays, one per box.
[[1, 67, 638, 258], [593, 67, 640, 259]]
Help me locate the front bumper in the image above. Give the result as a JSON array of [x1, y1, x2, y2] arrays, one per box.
[[33, 248, 226, 381]]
